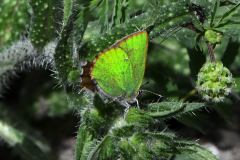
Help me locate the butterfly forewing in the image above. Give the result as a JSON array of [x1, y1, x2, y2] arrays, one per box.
[[118, 31, 148, 97]]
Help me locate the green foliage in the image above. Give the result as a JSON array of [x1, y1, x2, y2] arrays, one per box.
[[29, 0, 62, 49], [146, 101, 205, 118], [54, 0, 90, 84], [0, 0, 30, 48], [63, 0, 73, 25], [81, 0, 193, 61], [0, 40, 55, 94], [204, 1, 240, 41], [74, 94, 217, 160], [175, 141, 218, 160], [33, 90, 72, 117], [1, 0, 240, 159], [0, 104, 50, 160]]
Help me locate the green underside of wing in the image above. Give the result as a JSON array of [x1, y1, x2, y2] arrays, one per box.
[[91, 31, 148, 99]]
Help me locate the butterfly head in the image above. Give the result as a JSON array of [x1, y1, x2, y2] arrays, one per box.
[[124, 91, 140, 106]]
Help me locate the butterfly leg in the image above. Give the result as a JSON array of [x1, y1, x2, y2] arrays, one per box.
[[124, 106, 130, 115], [119, 101, 130, 118], [122, 99, 140, 118], [135, 98, 140, 109]]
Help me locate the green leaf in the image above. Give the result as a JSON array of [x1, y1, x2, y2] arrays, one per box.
[[118, 133, 153, 160], [146, 102, 205, 119], [118, 138, 135, 159], [89, 0, 102, 9], [175, 141, 218, 160], [110, 0, 129, 29], [215, 19, 240, 28], [54, 21, 75, 83], [125, 108, 154, 126], [54, 0, 90, 84], [111, 123, 137, 138], [211, 0, 220, 27], [29, 0, 62, 49], [0, 0, 30, 48], [216, 2, 240, 27], [146, 102, 185, 118], [75, 125, 97, 160], [72, 1, 91, 59], [97, 136, 118, 160], [87, 135, 114, 160], [63, 0, 73, 25], [98, 0, 110, 31]]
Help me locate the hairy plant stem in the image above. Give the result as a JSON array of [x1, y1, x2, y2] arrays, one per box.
[[207, 43, 216, 62]]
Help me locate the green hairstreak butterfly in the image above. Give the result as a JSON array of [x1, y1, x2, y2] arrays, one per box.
[[81, 31, 148, 107]]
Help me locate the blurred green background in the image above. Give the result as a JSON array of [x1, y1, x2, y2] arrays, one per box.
[[1, 0, 240, 159]]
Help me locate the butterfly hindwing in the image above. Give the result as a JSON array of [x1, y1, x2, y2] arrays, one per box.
[[91, 48, 133, 97], [91, 31, 148, 99]]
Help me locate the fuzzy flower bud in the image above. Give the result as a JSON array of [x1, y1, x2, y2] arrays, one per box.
[[204, 30, 222, 44], [196, 61, 234, 102]]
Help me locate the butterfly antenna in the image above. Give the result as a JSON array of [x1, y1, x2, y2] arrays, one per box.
[[159, 26, 180, 43], [159, 26, 183, 44], [141, 81, 150, 88], [135, 25, 141, 31], [140, 89, 163, 102]]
